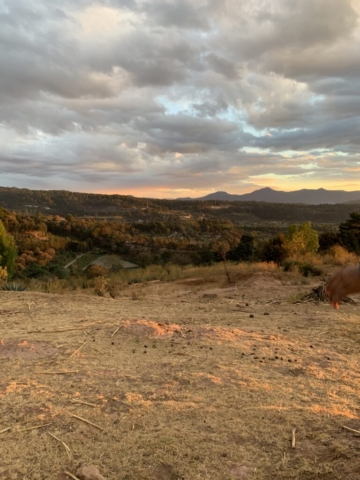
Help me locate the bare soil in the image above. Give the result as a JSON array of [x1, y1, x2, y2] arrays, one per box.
[[1, 272, 360, 479]]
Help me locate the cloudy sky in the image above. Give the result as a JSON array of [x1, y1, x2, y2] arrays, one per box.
[[1, 0, 360, 198]]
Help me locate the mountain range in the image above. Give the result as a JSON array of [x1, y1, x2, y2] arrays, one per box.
[[179, 187, 360, 205]]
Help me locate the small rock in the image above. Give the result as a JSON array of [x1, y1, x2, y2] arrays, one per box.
[[249, 314, 254, 318], [76, 464, 105, 480], [230, 465, 250, 479]]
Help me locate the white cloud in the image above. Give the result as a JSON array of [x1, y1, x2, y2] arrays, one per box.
[[1, 0, 360, 196]]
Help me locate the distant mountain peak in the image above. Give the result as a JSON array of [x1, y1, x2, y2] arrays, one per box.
[[179, 187, 360, 205]]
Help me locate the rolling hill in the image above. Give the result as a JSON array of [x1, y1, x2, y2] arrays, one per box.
[[183, 187, 360, 205]]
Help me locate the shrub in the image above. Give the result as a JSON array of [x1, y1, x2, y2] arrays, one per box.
[[1, 282, 27, 291], [298, 263, 322, 277], [93, 276, 108, 296], [326, 245, 358, 266], [85, 264, 108, 279], [51, 266, 70, 280], [282, 260, 301, 272], [23, 263, 49, 279], [282, 259, 322, 277], [0, 266, 7, 281]]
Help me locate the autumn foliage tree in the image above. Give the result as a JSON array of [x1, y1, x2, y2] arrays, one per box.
[[284, 221, 319, 257], [0, 220, 17, 279]]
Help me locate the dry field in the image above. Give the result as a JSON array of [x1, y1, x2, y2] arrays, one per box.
[[1, 271, 360, 479]]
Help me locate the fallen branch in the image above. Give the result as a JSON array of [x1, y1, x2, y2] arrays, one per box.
[[71, 399, 99, 408], [64, 472, 81, 480], [71, 414, 103, 431], [111, 325, 121, 337], [37, 371, 78, 375], [48, 432, 72, 459], [27, 321, 113, 334], [172, 352, 198, 358], [18, 423, 52, 432], [296, 284, 356, 305], [69, 340, 87, 358], [343, 425, 360, 435], [291, 428, 296, 448], [0, 427, 11, 435]]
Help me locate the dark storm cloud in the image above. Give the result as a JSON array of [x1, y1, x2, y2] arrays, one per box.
[[1, 0, 360, 195]]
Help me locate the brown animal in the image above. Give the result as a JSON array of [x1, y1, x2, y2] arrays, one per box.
[[326, 265, 360, 309]]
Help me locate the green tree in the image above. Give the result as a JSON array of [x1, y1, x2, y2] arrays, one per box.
[[338, 212, 360, 254], [284, 221, 319, 257], [0, 220, 18, 278], [261, 234, 288, 265], [318, 230, 339, 252], [228, 234, 256, 262]]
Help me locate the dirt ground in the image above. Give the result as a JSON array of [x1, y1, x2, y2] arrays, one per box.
[[1, 272, 360, 480]]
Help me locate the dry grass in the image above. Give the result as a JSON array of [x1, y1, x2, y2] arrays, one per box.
[[1, 268, 360, 479], [19, 256, 338, 298], [323, 246, 359, 266]]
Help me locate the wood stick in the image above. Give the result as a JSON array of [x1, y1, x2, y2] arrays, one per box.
[[28, 320, 120, 335], [18, 423, 52, 432], [69, 340, 87, 358], [37, 371, 78, 375], [27, 322, 111, 334], [111, 325, 120, 337], [48, 432, 72, 459], [291, 428, 296, 448], [71, 399, 99, 408], [64, 472, 81, 480], [343, 425, 360, 435], [172, 352, 198, 358], [71, 414, 103, 431], [0, 427, 11, 435]]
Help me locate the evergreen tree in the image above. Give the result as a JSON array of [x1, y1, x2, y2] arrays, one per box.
[[338, 212, 360, 254], [228, 234, 256, 262]]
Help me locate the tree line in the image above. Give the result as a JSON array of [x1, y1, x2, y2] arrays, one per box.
[[1, 205, 360, 282]]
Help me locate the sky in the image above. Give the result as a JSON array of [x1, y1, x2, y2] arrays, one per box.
[[1, 0, 360, 199]]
